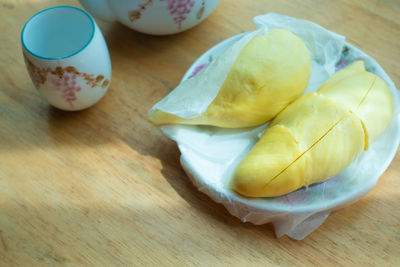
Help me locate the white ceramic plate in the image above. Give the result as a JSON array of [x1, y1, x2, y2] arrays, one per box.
[[171, 33, 400, 216]]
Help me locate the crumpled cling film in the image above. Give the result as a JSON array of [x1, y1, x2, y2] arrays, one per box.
[[150, 13, 400, 240], [149, 27, 268, 119]]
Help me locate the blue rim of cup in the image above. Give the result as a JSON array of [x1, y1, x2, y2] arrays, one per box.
[[21, 5, 95, 60]]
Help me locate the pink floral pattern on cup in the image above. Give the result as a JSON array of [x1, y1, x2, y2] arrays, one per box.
[[128, 0, 208, 30], [161, 0, 195, 29], [51, 74, 81, 105], [24, 54, 109, 107]]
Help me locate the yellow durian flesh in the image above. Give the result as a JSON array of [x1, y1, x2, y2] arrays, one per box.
[[231, 61, 393, 197], [317, 61, 394, 148], [354, 77, 394, 148], [149, 29, 311, 128], [233, 93, 365, 197]]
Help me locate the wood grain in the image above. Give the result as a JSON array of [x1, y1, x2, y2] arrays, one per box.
[[0, 0, 399, 266]]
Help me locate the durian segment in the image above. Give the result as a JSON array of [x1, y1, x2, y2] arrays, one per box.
[[232, 93, 357, 197], [232, 61, 393, 197], [318, 61, 393, 148], [260, 115, 364, 197], [232, 125, 302, 197], [149, 29, 311, 128], [355, 76, 393, 148]]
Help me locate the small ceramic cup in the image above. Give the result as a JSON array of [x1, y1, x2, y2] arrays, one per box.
[[21, 6, 111, 111]]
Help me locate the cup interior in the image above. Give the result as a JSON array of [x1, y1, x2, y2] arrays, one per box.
[[22, 6, 94, 59]]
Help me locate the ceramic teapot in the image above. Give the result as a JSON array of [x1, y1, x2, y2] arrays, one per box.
[[79, 0, 220, 35]]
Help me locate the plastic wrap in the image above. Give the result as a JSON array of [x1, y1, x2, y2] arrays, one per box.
[[150, 13, 400, 239]]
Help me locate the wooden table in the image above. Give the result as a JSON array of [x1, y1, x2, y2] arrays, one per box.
[[1, 0, 399, 265]]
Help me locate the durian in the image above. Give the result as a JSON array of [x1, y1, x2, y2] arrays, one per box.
[[231, 61, 393, 197], [149, 29, 311, 128]]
